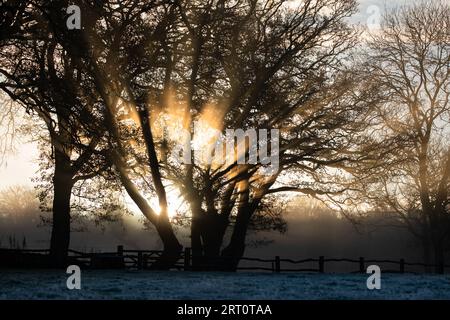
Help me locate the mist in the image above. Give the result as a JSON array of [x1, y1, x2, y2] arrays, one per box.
[[0, 186, 426, 272]]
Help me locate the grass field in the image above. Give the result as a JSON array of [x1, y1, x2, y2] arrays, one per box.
[[1, 270, 450, 300]]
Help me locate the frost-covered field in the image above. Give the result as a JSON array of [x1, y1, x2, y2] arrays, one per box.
[[1, 270, 450, 300]]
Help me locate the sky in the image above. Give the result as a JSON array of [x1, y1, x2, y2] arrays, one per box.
[[0, 142, 39, 189], [0, 0, 432, 190]]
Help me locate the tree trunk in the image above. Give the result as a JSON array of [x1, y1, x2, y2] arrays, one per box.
[[150, 216, 183, 270], [433, 241, 445, 274], [190, 208, 203, 270], [115, 162, 182, 270], [136, 107, 183, 269], [49, 152, 74, 268], [430, 213, 445, 274], [189, 209, 230, 271], [422, 238, 432, 273], [221, 207, 253, 271], [198, 214, 229, 271]]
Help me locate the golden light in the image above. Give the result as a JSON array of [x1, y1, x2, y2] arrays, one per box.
[[125, 189, 186, 219]]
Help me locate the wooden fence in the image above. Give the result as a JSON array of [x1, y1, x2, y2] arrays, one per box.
[[1, 246, 449, 274]]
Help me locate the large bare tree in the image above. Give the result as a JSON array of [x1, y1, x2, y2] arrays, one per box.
[[162, 0, 377, 270], [354, 1, 450, 272], [0, 2, 110, 265], [40, 0, 375, 270], [1, 0, 379, 271]]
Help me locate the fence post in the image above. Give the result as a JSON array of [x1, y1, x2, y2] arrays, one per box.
[[400, 259, 405, 274], [359, 257, 365, 273], [137, 251, 143, 270], [319, 256, 324, 273], [184, 247, 191, 271], [275, 256, 280, 273], [143, 254, 148, 270], [117, 245, 123, 256]]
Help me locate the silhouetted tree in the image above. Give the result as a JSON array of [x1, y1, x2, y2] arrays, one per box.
[[1, 0, 381, 271], [156, 0, 377, 270], [41, 0, 378, 270], [352, 1, 450, 272], [0, 2, 110, 266], [32, 0, 185, 268]]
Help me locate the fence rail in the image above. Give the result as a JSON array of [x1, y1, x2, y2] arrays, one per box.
[[1, 246, 449, 274]]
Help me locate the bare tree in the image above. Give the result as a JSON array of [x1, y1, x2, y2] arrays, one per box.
[[0, 94, 16, 166], [0, 4, 110, 266], [47, 0, 374, 270], [356, 1, 450, 272], [158, 0, 380, 270], [1, 0, 379, 271]]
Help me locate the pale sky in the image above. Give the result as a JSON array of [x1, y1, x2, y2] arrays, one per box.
[[0, 141, 39, 189], [354, 0, 429, 26]]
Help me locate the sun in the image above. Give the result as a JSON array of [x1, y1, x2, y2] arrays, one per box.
[[125, 188, 186, 219]]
